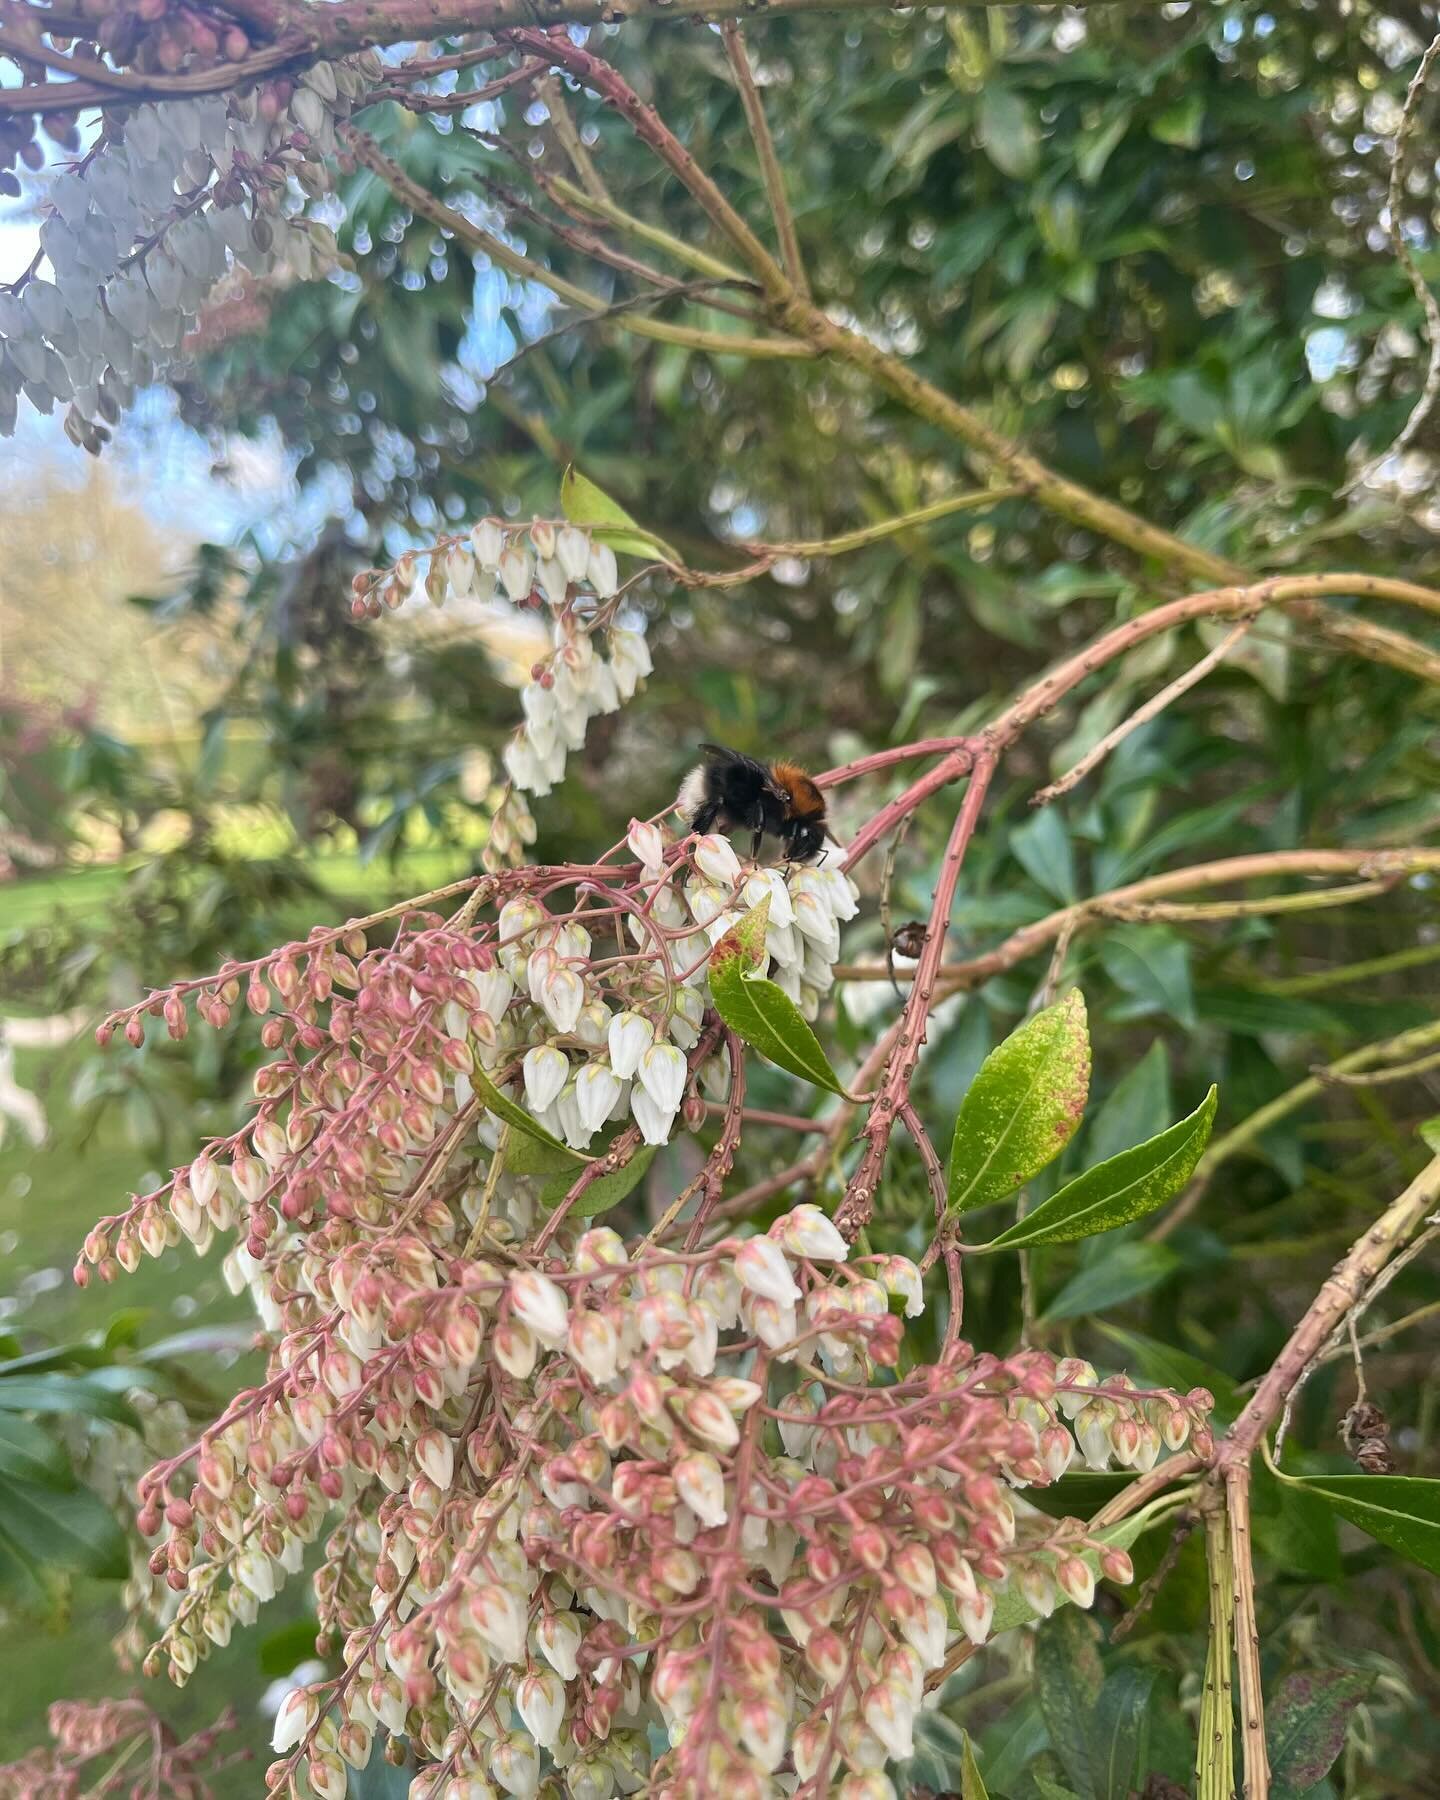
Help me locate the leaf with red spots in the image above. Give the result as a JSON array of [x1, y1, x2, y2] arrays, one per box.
[[945, 990, 1091, 1216], [1266, 1668, 1373, 1798]]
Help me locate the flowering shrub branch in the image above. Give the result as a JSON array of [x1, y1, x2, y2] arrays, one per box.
[[53, 520, 1440, 1798]]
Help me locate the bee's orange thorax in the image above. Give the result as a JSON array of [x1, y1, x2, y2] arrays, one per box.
[[770, 762, 826, 821]]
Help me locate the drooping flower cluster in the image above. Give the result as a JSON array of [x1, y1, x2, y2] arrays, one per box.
[[1, 60, 377, 452], [351, 516, 654, 819], [79, 848, 1211, 1799], [0, 1696, 243, 1799]]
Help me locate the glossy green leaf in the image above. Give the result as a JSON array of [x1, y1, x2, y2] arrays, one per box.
[[1279, 1474, 1440, 1576], [977, 1085, 1217, 1251], [560, 465, 679, 562], [539, 1145, 657, 1217], [471, 1065, 589, 1166], [1266, 1669, 1373, 1800], [945, 990, 1091, 1215], [710, 899, 848, 1096]]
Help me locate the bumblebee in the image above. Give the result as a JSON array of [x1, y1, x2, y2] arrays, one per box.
[[676, 743, 829, 864]]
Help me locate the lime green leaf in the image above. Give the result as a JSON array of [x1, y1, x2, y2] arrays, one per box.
[[960, 1730, 991, 1800], [990, 1512, 1148, 1636], [1278, 1474, 1440, 1576], [503, 1132, 582, 1178], [560, 465, 679, 562], [977, 1086, 1217, 1251], [1266, 1670, 1374, 1800], [471, 1065, 590, 1166], [540, 1145, 657, 1218], [978, 86, 1041, 179], [710, 900, 848, 1096], [946, 990, 1090, 1215]]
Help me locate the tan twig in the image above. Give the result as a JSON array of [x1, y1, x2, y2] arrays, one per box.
[[1032, 620, 1253, 806], [1344, 30, 1440, 492], [721, 22, 810, 297], [1225, 1465, 1270, 1800]]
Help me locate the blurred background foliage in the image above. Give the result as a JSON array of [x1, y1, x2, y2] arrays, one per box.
[[2, 0, 1440, 1791]]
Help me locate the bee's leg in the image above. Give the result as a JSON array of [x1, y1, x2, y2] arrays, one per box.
[[690, 800, 722, 837]]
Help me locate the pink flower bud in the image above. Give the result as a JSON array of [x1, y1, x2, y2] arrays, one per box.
[[1101, 1547, 1134, 1586], [568, 1309, 621, 1386], [1056, 1555, 1096, 1608]]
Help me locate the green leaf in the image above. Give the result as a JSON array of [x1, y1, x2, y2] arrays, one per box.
[[710, 900, 849, 1096], [1034, 1609, 1103, 1795], [559, 465, 679, 562], [945, 990, 1091, 1215], [1150, 94, 1205, 148], [539, 1145, 657, 1218], [470, 1065, 589, 1166], [1087, 1042, 1172, 1167], [503, 1132, 583, 1178], [1279, 1474, 1440, 1576], [1041, 1241, 1181, 1321], [260, 1614, 326, 1677], [0, 1474, 128, 1580], [960, 1730, 990, 1800], [1098, 926, 1196, 1027], [0, 1414, 72, 1488], [1015, 810, 1080, 907], [1092, 1324, 1241, 1427], [0, 1371, 142, 1426], [1091, 1667, 1154, 1800], [1266, 1670, 1373, 1800], [1010, 807, 1077, 903], [1420, 1116, 1440, 1153], [977, 1086, 1217, 1251], [978, 85, 1041, 179]]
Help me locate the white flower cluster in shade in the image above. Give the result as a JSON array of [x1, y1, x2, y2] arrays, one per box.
[[478, 845, 859, 1158], [0, 58, 377, 452], [358, 517, 653, 808]]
